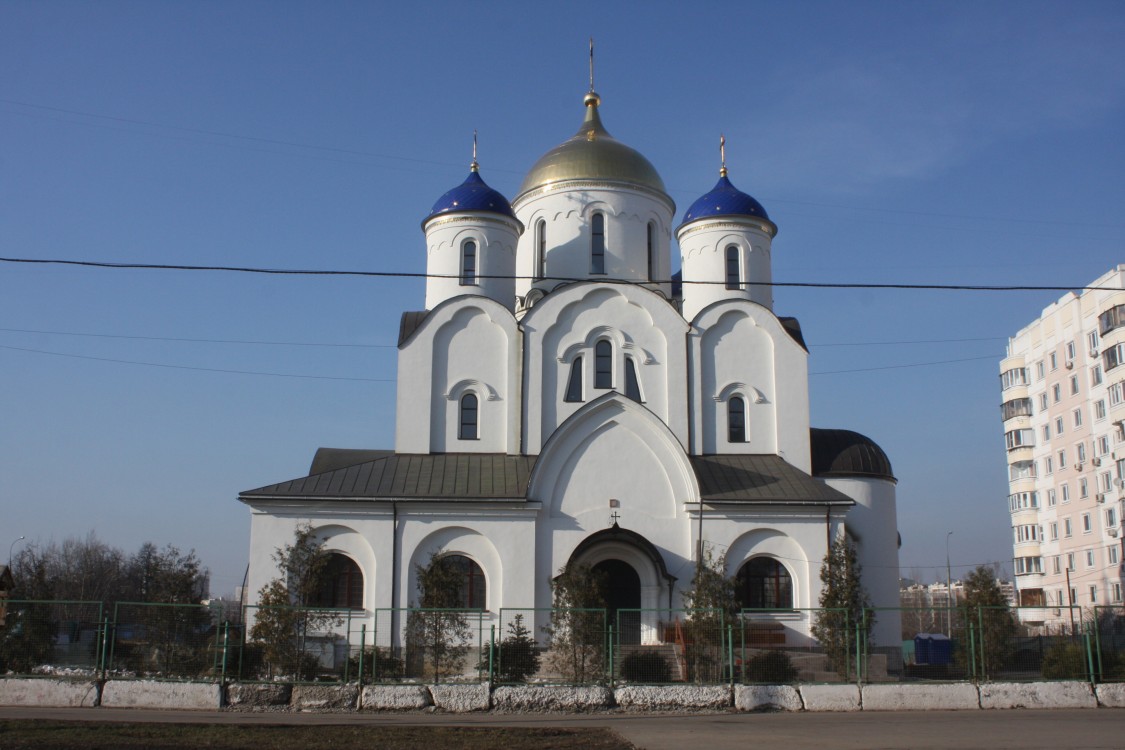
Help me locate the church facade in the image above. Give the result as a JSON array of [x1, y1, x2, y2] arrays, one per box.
[[240, 85, 901, 651]]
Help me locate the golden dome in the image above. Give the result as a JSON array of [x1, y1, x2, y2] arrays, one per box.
[[516, 92, 666, 200]]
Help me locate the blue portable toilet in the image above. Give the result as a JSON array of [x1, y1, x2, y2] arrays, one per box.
[[914, 633, 952, 665]]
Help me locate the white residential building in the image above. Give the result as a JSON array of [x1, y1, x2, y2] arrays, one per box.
[[1000, 266, 1125, 628]]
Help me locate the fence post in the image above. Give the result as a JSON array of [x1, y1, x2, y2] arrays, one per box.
[[1084, 623, 1097, 686], [358, 624, 367, 688], [1091, 609, 1104, 680], [608, 624, 615, 685], [854, 619, 862, 686], [727, 624, 734, 686], [968, 617, 977, 680], [221, 622, 230, 686], [489, 624, 496, 685], [98, 616, 109, 679]]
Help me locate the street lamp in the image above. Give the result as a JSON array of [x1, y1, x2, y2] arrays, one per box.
[[8, 535, 25, 568], [946, 531, 954, 636]]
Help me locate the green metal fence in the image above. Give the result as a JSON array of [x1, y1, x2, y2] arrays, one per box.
[[364, 608, 489, 683], [240, 604, 363, 683], [737, 607, 861, 684], [0, 600, 104, 677], [106, 602, 232, 681], [610, 608, 730, 684], [490, 607, 607, 685]]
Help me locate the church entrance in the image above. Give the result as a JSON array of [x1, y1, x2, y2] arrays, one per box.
[[592, 558, 641, 645]]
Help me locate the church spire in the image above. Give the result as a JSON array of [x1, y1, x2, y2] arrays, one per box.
[[719, 134, 727, 178], [470, 129, 479, 173]]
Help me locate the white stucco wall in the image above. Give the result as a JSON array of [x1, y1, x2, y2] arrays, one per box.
[[677, 217, 775, 320], [423, 213, 520, 311]]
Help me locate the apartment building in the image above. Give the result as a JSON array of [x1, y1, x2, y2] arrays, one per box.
[[1000, 265, 1125, 629]]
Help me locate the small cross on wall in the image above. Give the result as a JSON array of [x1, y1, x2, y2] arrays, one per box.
[[609, 511, 621, 526]]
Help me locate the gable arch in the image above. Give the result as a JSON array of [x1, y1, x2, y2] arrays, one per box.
[[528, 392, 699, 523], [407, 526, 503, 613]]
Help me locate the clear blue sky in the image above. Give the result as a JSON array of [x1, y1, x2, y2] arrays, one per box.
[[2, 1, 1122, 596]]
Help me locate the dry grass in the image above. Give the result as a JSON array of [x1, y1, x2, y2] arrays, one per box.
[[0, 720, 635, 750]]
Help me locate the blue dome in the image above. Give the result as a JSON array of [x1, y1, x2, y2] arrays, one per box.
[[425, 169, 515, 224], [681, 174, 770, 225]]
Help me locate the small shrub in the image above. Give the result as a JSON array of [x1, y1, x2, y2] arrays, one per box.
[[480, 614, 541, 683], [619, 650, 671, 683], [743, 650, 797, 683], [349, 647, 404, 681], [1042, 642, 1088, 679]]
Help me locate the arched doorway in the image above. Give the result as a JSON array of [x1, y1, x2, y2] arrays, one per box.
[[592, 559, 641, 644]]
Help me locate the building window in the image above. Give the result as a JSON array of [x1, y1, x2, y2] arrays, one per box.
[[310, 554, 364, 610], [1107, 507, 1118, 527], [1074, 409, 1084, 428], [646, 222, 656, 282], [1080, 477, 1088, 497], [1050, 522, 1058, 540], [736, 557, 793, 609], [444, 554, 486, 610], [1061, 482, 1070, 501], [1047, 489, 1057, 506], [1001, 398, 1033, 420], [458, 393, 479, 440], [1093, 365, 1103, 386], [460, 241, 477, 285], [728, 396, 747, 442], [1078, 443, 1087, 462], [1067, 341, 1077, 361], [1087, 550, 1097, 568], [1082, 513, 1092, 533], [1099, 304, 1125, 335], [1005, 428, 1034, 450], [1110, 546, 1120, 565], [1110, 383, 1124, 406], [534, 220, 546, 280], [1090, 330, 1100, 352], [725, 246, 740, 290], [1056, 417, 1065, 436], [624, 357, 642, 403], [1067, 552, 1075, 570], [1113, 583, 1122, 603], [1064, 519, 1072, 537], [1036, 361, 1045, 380], [1050, 352, 1058, 371], [1070, 374, 1080, 395], [564, 357, 584, 402], [1090, 585, 1098, 603], [590, 212, 606, 274], [1045, 456, 1054, 474], [594, 340, 612, 389], [1053, 384, 1062, 402], [1097, 435, 1111, 455], [1096, 400, 1107, 420], [1058, 450, 1067, 470], [1001, 368, 1029, 390], [1102, 471, 1114, 492], [1070, 587, 1078, 605], [1104, 343, 1125, 372], [1053, 556, 1061, 574]]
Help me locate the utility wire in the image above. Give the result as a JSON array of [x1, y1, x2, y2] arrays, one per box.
[[0, 344, 392, 383], [0, 327, 394, 349], [3, 256, 1122, 293]]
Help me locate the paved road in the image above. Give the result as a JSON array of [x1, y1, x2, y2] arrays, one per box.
[[0, 706, 1121, 749]]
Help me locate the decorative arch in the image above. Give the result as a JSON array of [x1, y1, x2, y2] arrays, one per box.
[[726, 528, 808, 609], [307, 524, 377, 612], [407, 527, 502, 612]]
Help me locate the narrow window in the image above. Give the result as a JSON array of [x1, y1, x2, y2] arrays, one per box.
[[590, 213, 606, 274], [458, 393, 478, 440], [460, 241, 477, 285], [728, 396, 746, 442], [624, 357, 641, 403], [564, 356, 584, 402], [594, 340, 612, 389], [725, 245, 740, 290], [736, 557, 793, 609], [646, 222, 656, 281], [534, 220, 546, 280]]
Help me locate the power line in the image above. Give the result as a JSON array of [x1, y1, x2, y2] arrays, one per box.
[[3, 256, 1122, 293], [810, 354, 998, 376], [0, 327, 394, 349], [812, 336, 1007, 348], [0, 344, 393, 383]]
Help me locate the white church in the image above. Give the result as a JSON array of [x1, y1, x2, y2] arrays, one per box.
[[240, 82, 902, 653]]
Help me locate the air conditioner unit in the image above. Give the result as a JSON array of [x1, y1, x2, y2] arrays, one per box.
[[1094, 458, 1102, 466], [1109, 528, 1120, 537], [1052, 608, 1061, 616], [1066, 360, 1074, 369], [1097, 494, 1107, 503], [1076, 463, 1084, 471], [1092, 349, 1099, 358]]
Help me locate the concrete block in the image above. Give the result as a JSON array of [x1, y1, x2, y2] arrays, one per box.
[[101, 680, 220, 710], [0, 678, 99, 707], [979, 681, 1096, 710], [225, 682, 291, 708], [799, 683, 861, 712], [1094, 682, 1125, 708], [491, 685, 612, 711], [291, 684, 359, 710], [613, 684, 732, 710], [734, 684, 803, 712], [360, 684, 433, 710], [861, 683, 979, 711], [429, 683, 490, 712]]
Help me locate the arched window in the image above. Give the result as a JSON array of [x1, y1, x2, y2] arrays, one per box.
[[728, 396, 746, 442], [595, 340, 612, 389], [646, 222, 656, 281], [725, 245, 740, 290], [534, 220, 547, 280], [590, 212, 606, 274], [736, 557, 793, 609], [458, 392, 479, 440], [460, 241, 477, 286], [624, 357, 642, 402], [310, 553, 364, 610], [565, 356, 584, 402], [445, 554, 487, 610]]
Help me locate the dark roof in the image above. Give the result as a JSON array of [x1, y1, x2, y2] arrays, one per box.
[[778, 316, 808, 351], [398, 310, 430, 346], [241, 453, 536, 501], [689, 454, 853, 504], [810, 428, 895, 482], [244, 451, 853, 505]]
